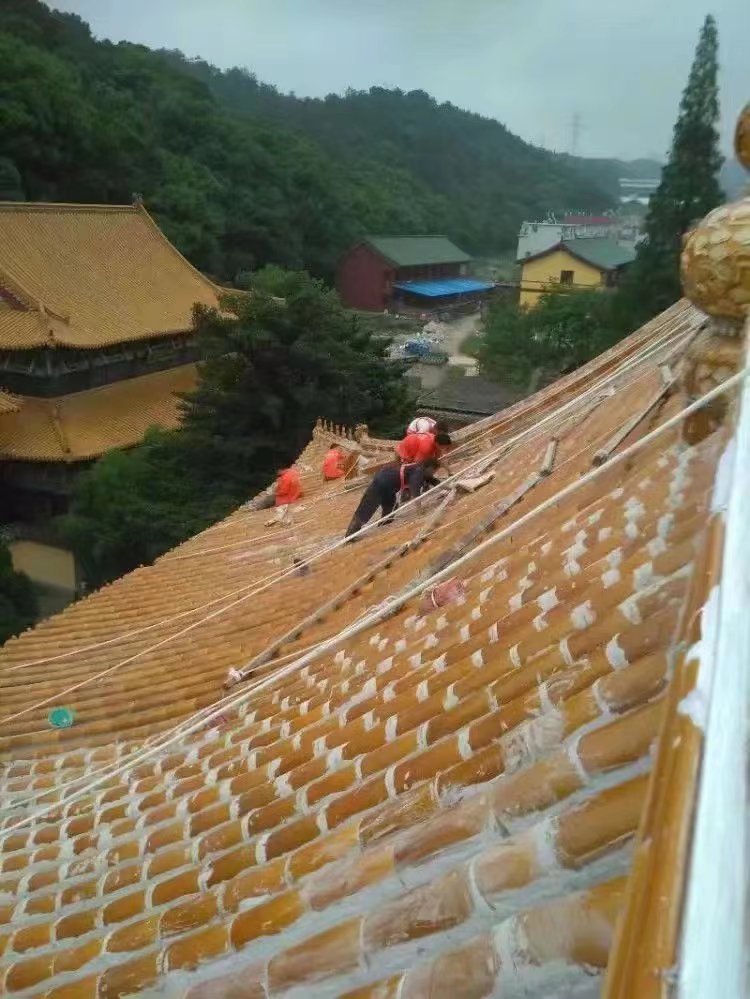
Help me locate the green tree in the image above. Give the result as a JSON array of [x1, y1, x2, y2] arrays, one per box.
[[477, 290, 618, 389], [62, 429, 235, 588], [0, 157, 24, 200], [0, 542, 38, 644], [1, 0, 621, 277], [181, 269, 413, 494], [616, 15, 723, 327], [63, 269, 414, 586]]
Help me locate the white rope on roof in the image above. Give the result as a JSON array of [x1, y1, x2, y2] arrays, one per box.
[[2, 361, 743, 837], [0, 319, 699, 827], [5, 309, 695, 681], [0, 315, 691, 710], [3, 403, 676, 821]]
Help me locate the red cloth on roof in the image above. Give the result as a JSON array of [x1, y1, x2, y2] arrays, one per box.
[[322, 447, 345, 480], [275, 467, 302, 506], [396, 431, 438, 463]]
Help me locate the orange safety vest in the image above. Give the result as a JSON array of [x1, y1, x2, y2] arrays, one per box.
[[322, 448, 345, 480], [275, 467, 302, 506], [396, 432, 437, 464]]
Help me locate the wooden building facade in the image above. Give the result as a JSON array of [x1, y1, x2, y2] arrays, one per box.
[[336, 235, 481, 312]]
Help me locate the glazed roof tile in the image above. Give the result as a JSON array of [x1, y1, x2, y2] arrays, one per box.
[[0, 364, 197, 462], [0, 391, 20, 414], [0, 203, 224, 350], [0, 298, 739, 997]]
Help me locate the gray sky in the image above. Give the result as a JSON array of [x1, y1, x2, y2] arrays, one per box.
[[53, 0, 747, 161]]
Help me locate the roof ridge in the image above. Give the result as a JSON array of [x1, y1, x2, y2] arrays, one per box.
[[518, 238, 634, 269], [134, 203, 224, 297], [0, 202, 137, 214], [0, 258, 73, 332], [0, 260, 49, 317], [366, 233, 451, 239], [562, 235, 621, 243], [48, 400, 72, 458]]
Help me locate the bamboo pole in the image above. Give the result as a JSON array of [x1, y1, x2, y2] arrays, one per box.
[[540, 437, 559, 476], [592, 380, 675, 466], [408, 487, 457, 549], [225, 537, 417, 687], [413, 472, 541, 582]]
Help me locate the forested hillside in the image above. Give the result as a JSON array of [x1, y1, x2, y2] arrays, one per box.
[[3, 0, 619, 281], [159, 58, 621, 252]]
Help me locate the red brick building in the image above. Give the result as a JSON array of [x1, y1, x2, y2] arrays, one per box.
[[337, 235, 489, 312]]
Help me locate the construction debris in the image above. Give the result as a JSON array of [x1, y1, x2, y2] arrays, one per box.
[[540, 437, 559, 476]]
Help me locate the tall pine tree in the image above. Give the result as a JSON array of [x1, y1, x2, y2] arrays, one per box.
[[616, 15, 723, 327]]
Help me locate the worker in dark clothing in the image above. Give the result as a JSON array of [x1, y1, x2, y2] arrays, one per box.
[[345, 459, 440, 538]]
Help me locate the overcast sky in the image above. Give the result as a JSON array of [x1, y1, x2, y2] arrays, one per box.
[[53, 0, 747, 161]]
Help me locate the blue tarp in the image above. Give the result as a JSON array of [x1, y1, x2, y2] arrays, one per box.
[[404, 339, 431, 356], [392, 277, 495, 298]]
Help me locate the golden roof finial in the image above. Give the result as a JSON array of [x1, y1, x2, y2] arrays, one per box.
[[680, 104, 750, 324]]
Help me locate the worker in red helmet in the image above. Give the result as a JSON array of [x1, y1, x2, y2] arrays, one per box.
[[322, 444, 346, 481]]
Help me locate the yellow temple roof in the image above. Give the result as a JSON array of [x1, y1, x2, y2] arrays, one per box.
[[0, 363, 197, 462], [0, 391, 19, 414], [0, 297, 734, 996], [0, 202, 224, 350]]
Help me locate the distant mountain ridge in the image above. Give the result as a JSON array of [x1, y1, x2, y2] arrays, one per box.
[[160, 54, 664, 246], [2, 1, 671, 281], [558, 154, 662, 199]]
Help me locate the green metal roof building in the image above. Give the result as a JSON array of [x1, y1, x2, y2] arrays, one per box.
[[337, 235, 491, 312]]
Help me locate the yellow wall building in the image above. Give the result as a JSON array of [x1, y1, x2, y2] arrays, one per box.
[[9, 539, 77, 617], [10, 540, 76, 591], [518, 238, 635, 308]]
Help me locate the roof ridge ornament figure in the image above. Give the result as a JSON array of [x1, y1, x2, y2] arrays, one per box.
[[681, 102, 750, 326]]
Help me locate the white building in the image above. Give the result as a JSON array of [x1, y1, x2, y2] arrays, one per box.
[[517, 215, 617, 261], [618, 176, 660, 206], [516, 212, 644, 262]]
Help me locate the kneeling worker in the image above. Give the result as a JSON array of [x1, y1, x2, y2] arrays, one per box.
[[266, 465, 302, 526], [322, 444, 346, 481], [345, 459, 440, 538]]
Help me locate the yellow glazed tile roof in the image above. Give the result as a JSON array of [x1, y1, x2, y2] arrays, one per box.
[[0, 293, 740, 997], [0, 203, 224, 350], [0, 391, 20, 414], [0, 363, 197, 462]]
